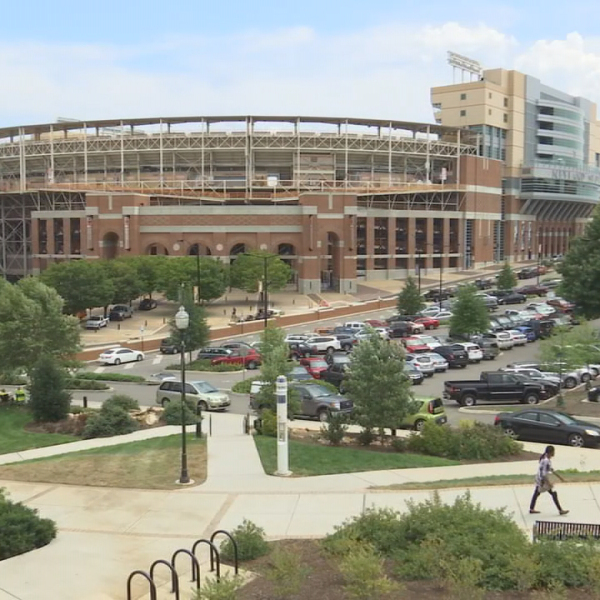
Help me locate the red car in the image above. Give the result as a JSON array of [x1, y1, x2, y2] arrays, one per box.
[[402, 338, 430, 354], [299, 357, 330, 379], [364, 319, 387, 328], [413, 316, 440, 330], [211, 349, 261, 369]]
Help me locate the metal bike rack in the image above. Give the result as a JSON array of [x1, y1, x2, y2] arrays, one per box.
[[192, 538, 221, 581], [210, 530, 239, 575], [126, 570, 157, 600], [171, 548, 200, 592], [149, 559, 180, 598]]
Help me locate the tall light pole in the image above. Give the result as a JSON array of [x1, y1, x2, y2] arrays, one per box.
[[246, 252, 278, 329], [416, 250, 422, 295], [175, 305, 191, 485], [439, 249, 444, 311], [177, 239, 201, 304]]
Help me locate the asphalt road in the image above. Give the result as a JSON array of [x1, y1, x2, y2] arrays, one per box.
[[77, 274, 577, 427]]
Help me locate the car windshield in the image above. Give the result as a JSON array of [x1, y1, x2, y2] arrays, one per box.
[[310, 360, 329, 368], [308, 386, 332, 397], [193, 382, 218, 393]]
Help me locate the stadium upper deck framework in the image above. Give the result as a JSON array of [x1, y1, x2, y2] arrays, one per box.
[[0, 116, 478, 278]]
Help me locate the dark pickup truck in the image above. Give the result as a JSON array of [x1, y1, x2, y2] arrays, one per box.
[[443, 371, 547, 407]]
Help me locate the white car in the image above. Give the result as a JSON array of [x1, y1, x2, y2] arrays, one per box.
[[307, 336, 342, 354], [374, 327, 391, 340], [506, 329, 528, 346], [410, 334, 442, 349], [285, 334, 311, 343], [419, 307, 442, 318], [423, 352, 449, 372], [486, 331, 514, 350], [98, 347, 144, 365], [525, 303, 555, 316], [456, 342, 483, 363], [435, 311, 453, 321]]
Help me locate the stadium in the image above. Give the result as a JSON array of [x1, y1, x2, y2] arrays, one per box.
[[0, 114, 509, 293]]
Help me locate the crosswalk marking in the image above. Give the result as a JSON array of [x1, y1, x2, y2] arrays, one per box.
[[152, 356, 163, 365], [124, 363, 135, 370], [94, 367, 105, 373]]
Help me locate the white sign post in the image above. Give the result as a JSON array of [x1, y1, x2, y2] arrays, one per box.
[[275, 375, 291, 476]]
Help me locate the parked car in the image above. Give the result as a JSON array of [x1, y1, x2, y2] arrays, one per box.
[[474, 278, 493, 290], [506, 329, 528, 346], [109, 304, 134, 321], [475, 293, 499, 310], [546, 298, 575, 313], [149, 372, 177, 384], [525, 302, 555, 317], [85, 315, 109, 330], [299, 357, 330, 379], [517, 267, 538, 280], [289, 365, 313, 381], [138, 298, 158, 311], [418, 307, 442, 318], [389, 321, 414, 339], [197, 347, 235, 361], [333, 333, 358, 351], [401, 397, 447, 431], [322, 361, 350, 391], [423, 289, 451, 302], [343, 321, 365, 331], [543, 278, 562, 289], [211, 349, 261, 370], [220, 341, 255, 352], [98, 347, 144, 365], [433, 345, 469, 369], [155, 380, 230, 411], [409, 334, 443, 350], [402, 338, 431, 354], [495, 409, 600, 447], [413, 316, 440, 330], [454, 342, 483, 363], [496, 292, 526, 305], [404, 363, 424, 385], [485, 331, 514, 350], [251, 382, 354, 422], [422, 352, 449, 372], [506, 361, 593, 389], [435, 311, 454, 321], [472, 337, 500, 361], [325, 352, 351, 367], [287, 341, 313, 359], [443, 371, 547, 407], [160, 337, 181, 354], [501, 366, 562, 389], [386, 315, 425, 334], [285, 334, 312, 344], [308, 336, 342, 354], [515, 284, 548, 297], [364, 319, 387, 328], [405, 354, 436, 377]]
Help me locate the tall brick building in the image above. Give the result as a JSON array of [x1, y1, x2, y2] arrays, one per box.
[[0, 115, 509, 292]]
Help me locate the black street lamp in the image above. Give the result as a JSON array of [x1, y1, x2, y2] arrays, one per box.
[[175, 305, 191, 485], [246, 252, 278, 329]]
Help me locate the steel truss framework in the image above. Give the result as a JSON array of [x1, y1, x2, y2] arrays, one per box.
[[520, 197, 594, 221], [358, 190, 463, 212], [0, 191, 85, 278]]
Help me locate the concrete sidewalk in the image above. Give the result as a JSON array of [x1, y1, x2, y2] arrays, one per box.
[[1, 411, 599, 600]]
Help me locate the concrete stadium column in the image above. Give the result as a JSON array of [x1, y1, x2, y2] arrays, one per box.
[[387, 217, 395, 274], [365, 216, 375, 273], [407, 217, 416, 272], [63, 218, 71, 256], [426, 217, 434, 269], [442, 218, 450, 268], [46, 218, 55, 255]]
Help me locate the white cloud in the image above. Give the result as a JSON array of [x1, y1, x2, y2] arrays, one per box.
[[1, 23, 600, 127]]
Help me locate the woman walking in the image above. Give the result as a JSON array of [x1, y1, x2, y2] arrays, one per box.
[[529, 445, 569, 515]]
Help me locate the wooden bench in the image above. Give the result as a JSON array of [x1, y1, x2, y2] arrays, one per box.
[[533, 520, 600, 542]]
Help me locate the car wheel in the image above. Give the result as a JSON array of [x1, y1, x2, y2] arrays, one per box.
[[426, 372, 434, 378], [317, 409, 329, 422], [523, 393, 539, 405], [136, 354, 143, 361], [247, 360, 257, 370], [326, 347, 335, 354], [592, 368, 600, 378], [413, 419, 426, 432], [582, 373, 591, 383], [343, 344, 352, 352], [198, 401, 209, 412], [564, 377, 577, 389], [114, 358, 121, 365], [568, 433, 585, 448], [503, 426, 518, 439], [339, 383, 346, 394], [460, 394, 477, 407], [460, 364, 467, 369]]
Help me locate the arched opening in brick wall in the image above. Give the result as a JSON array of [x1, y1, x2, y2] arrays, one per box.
[[102, 232, 120, 259], [321, 232, 341, 292], [146, 243, 169, 255], [188, 243, 212, 256]]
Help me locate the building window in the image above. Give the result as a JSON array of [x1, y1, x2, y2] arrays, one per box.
[[504, 97, 508, 107], [488, 92, 492, 99], [488, 109, 492, 116], [503, 113, 508, 123], [460, 93, 467, 100], [460, 110, 466, 117]]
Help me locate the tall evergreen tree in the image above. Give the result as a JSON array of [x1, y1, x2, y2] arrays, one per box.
[[396, 276, 425, 315], [496, 262, 517, 291], [449, 284, 490, 336], [29, 355, 72, 422]]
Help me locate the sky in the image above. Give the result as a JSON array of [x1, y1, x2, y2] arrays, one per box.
[[2, 0, 600, 127]]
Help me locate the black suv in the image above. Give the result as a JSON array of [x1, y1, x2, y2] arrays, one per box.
[[160, 337, 180, 354], [434, 345, 469, 368], [323, 361, 349, 392], [333, 333, 358, 352], [287, 341, 312, 359]]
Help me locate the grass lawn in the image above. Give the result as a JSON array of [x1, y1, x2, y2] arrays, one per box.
[[0, 434, 206, 489], [253, 435, 458, 477], [373, 469, 600, 491], [0, 405, 76, 454]]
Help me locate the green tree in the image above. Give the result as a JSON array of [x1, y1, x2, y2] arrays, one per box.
[[0, 278, 80, 376], [396, 276, 425, 315], [255, 325, 298, 414], [344, 329, 417, 443], [558, 208, 600, 318], [230, 251, 291, 294], [168, 287, 210, 360], [130, 255, 167, 298], [101, 259, 143, 305], [40, 260, 114, 314], [496, 262, 517, 291], [157, 257, 227, 302], [29, 354, 72, 422], [449, 285, 490, 337]]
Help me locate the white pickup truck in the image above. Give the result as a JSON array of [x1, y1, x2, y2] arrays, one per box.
[[85, 315, 109, 330]]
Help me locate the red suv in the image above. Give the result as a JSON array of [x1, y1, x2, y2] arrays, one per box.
[[299, 357, 330, 379], [211, 349, 261, 370], [413, 316, 440, 330]]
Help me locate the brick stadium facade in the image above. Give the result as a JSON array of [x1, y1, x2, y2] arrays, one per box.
[[0, 116, 510, 292]]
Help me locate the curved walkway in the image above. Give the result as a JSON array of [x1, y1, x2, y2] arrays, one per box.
[[1, 413, 600, 600]]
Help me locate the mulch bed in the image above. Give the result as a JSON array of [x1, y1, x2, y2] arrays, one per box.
[[235, 539, 590, 599], [289, 429, 540, 464]]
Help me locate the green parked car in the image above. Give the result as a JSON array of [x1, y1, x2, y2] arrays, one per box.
[[401, 396, 447, 431]]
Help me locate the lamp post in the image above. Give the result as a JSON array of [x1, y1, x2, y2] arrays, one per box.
[[175, 305, 191, 485], [177, 239, 201, 304], [246, 252, 278, 329], [416, 250, 423, 294]]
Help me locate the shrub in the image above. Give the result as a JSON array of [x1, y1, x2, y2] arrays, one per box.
[[390, 437, 408, 452], [264, 547, 309, 598], [162, 398, 198, 426], [29, 355, 72, 422], [82, 404, 138, 439], [257, 409, 277, 437], [168, 360, 244, 372], [193, 573, 243, 600], [74, 372, 145, 383], [64, 378, 110, 390], [356, 427, 376, 447], [440, 556, 485, 600], [232, 379, 256, 394], [406, 420, 522, 460], [0, 489, 57, 560], [102, 394, 140, 412], [320, 412, 348, 445], [339, 544, 400, 600], [220, 519, 270, 562], [0, 372, 27, 386]]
